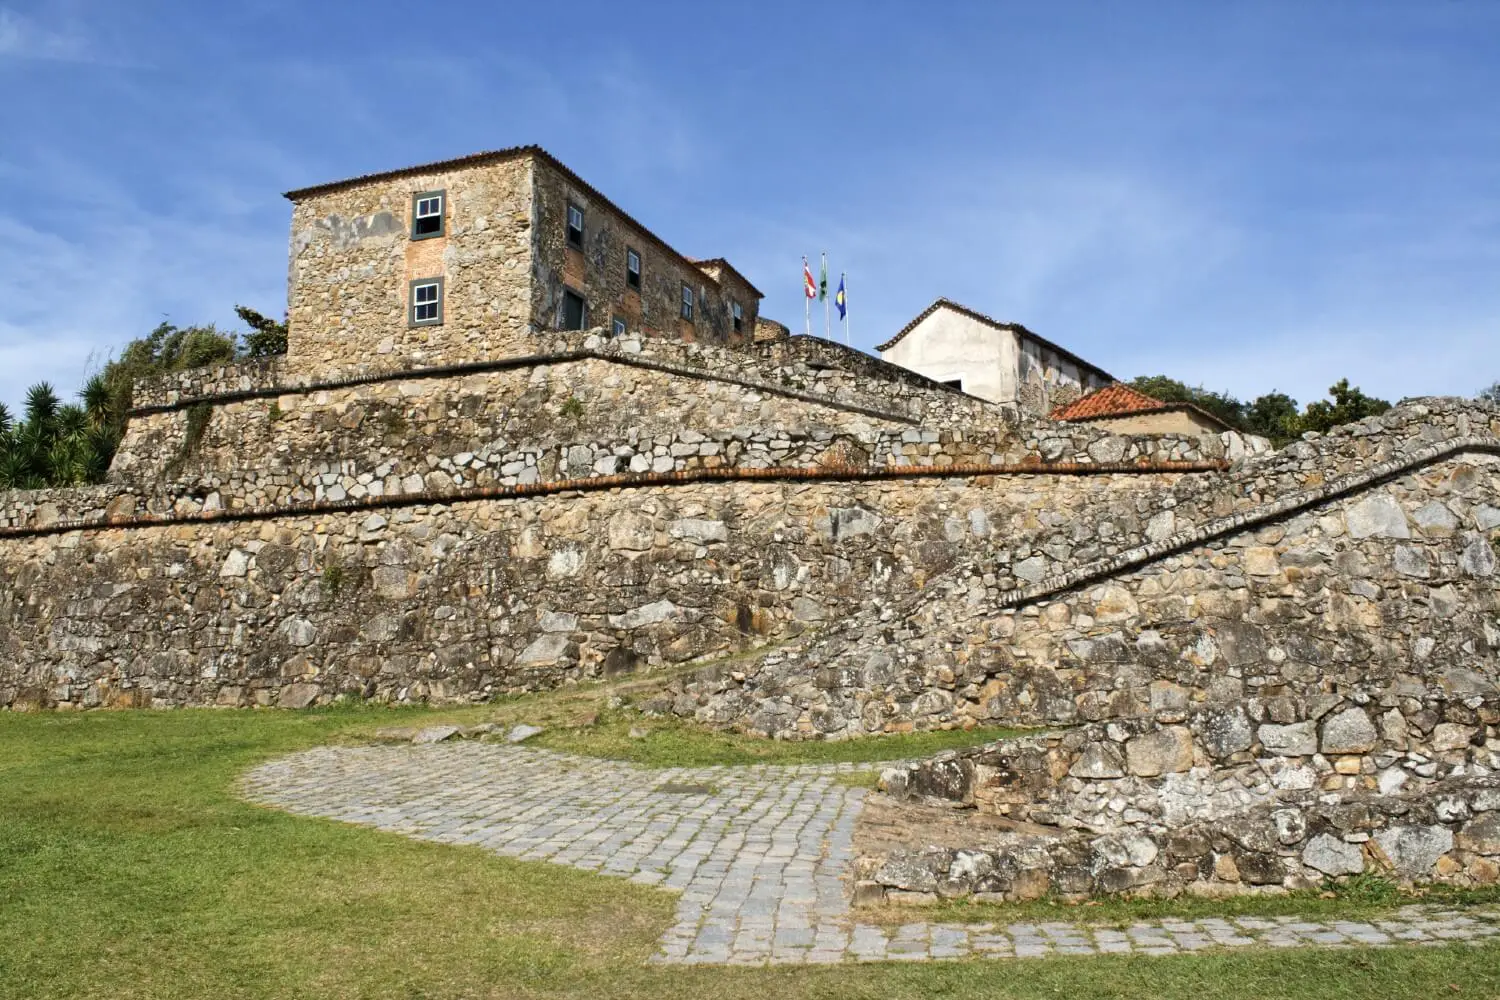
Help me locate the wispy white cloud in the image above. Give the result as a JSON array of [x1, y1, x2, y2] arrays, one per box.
[[0, 5, 86, 61], [0, 3, 136, 66], [0, 152, 284, 409], [726, 147, 1499, 405]]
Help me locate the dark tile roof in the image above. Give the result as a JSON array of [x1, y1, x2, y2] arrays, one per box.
[[691, 258, 764, 298], [875, 297, 1114, 382], [281, 145, 540, 201], [1051, 383, 1233, 431], [282, 146, 764, 301]]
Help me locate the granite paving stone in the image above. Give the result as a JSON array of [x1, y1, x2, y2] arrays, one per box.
[[241, 743, 1500, 966]]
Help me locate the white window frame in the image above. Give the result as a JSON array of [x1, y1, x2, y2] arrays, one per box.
[[626, 247, 641, 289], [731, 300, 743, 333], [411, 190, 445, 240], [612, 317, 627, 337], [680, 284, 694, 321], [566, 203, 585, 247], [410, 278, 443, 326]]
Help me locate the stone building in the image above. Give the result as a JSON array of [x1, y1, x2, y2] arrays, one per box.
[[877, 298, 1112, 414], [284, 145, 763, 377], [1051, 382, 1233, 437]]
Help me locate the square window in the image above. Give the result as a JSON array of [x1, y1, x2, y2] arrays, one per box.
[[612, 317, 627, 338], [626, 247, 641, 290], [562, 289, 587, 331], [409, 278, 443, 326], [566, 203, 585, 248], [411, 190, 445, 239], [680, 284, 694, 321], [731, 300, 743, 333]]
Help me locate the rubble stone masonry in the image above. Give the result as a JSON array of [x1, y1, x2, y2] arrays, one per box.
[[1, 320, 1495, 899]]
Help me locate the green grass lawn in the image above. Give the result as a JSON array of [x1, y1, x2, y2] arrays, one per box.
[[2, 705, 1498, 1000], [528, 711, 1030, 766]]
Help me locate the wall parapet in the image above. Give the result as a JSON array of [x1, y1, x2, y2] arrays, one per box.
[[0, 459, 1226, 540], [130, 355, 289, 410], [126, 329, 995, 429]]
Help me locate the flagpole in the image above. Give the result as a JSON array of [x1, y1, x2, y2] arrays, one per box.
[[844, 272, 851, 347], [822, 251, 830, 341], [803, 256, 811, 337]]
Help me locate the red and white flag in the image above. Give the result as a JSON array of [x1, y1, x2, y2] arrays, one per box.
[[803, 257, 817, 299]]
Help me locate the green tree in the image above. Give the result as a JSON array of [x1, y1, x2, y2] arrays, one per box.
[[1243, 391, 1302, 446], [88, 321, 240, 474], [1126, 375, 1248, 432], [235, 305, 289, 358], [1299, 378, 1391, 435], [1479, 382, 1500, 405], [1, 310, 286, 490]]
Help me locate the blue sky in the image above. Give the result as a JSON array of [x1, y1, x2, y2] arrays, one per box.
[[1, 0, 1497, 413]]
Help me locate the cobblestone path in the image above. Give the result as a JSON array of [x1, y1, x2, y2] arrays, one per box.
[[242, 744, 1500, 966]]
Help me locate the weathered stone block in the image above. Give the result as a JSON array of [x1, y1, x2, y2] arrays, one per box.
[[1457, 813, 1500, 855], [277, 682, 321, 709], [1302, 834, 1364, 876], [1069, 741, 1126, 779], [1374, 825, 1454, 877], [1243, 546, 1280, 577], [607, 510, 654, 551], [1125, 726, 1193, 777], [1345, 494, 1410, 539], [1320, 707, 1378, 755], [1431, 723, 1478, 751], [1197, 706, 1254, 759], [412, 725, 461, 744], [1259, 721, 1317, 757]]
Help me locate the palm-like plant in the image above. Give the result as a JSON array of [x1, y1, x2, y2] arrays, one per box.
[[24, 383, 60, 428], [80, 374, 113, 428], [0, 383, 112, 490]]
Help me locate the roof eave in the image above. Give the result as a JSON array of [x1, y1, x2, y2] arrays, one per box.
[[282, 145, 541, 201]]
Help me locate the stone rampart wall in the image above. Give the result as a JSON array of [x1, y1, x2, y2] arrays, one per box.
[[113, 357, 980, 498], [130, 330, 999, 426], [6, 332, 1219, 537], [0, 472, 1197, 711], [130, 356, 290, 410], [668, 431, 1500, 739]]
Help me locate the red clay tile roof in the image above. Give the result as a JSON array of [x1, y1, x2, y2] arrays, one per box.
[[876, 298, 1114, 382], [1051, 383, 1233, 431], [1051, 383, 1166, 420], [282, 146, 763, 301]]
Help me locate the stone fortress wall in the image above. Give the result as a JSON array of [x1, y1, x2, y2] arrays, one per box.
[[1, 327, 1226, 712], [1, 330, 1222, 533], [1, 316, 1496, 899]]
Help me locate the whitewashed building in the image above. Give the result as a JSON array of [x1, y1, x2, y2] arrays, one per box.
[[877, 298, 1112, 415]]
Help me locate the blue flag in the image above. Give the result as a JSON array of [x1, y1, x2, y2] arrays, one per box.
[[835, 274, 847, 320]]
